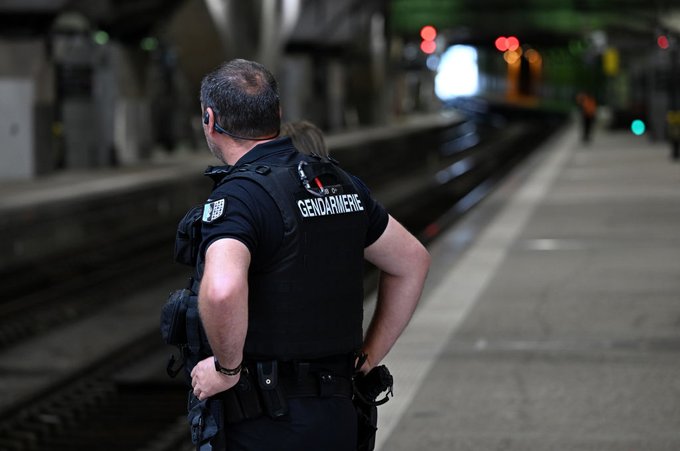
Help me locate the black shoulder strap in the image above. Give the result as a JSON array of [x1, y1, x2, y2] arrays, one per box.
[[214, 163, 299, 234], [213, 163, 274, 189]]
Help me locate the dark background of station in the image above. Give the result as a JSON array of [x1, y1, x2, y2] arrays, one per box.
[[1, 0, 679, 180]]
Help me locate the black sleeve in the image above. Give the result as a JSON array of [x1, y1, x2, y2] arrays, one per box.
[[199, 179, 284, 266], [351, 175, 389, 247]]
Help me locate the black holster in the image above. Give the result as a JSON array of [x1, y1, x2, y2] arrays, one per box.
[[355, 402, 378, 451], [353, 365, 394, 451]]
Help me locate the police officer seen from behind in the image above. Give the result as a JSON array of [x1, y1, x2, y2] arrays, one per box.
[[190, 59, 430, 450]]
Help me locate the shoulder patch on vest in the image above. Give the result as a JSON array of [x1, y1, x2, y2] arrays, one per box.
[[202, 198, 227, 223]]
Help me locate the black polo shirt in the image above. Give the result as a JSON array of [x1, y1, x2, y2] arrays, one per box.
[[199, 137, 388, 271]]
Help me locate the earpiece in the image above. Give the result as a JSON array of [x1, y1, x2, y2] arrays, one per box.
[[203, 112, 210, 125]]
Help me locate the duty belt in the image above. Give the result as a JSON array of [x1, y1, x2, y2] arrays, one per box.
[[247, 357, 354, 399], [281, 370, 353, 399], [221, 357, 355, 423]]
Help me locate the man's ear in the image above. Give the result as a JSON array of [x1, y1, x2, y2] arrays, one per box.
[[202, 107, 217, 136]]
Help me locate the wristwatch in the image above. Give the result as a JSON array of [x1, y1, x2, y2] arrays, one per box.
[[214, 357, 242, 376]]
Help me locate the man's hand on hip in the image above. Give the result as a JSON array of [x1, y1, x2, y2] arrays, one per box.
[[191, 356, 239, 400]]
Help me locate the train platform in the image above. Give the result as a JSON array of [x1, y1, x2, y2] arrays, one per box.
[[2, 110, 677, 449], [0, 111, 463, 212], [371, 123, 680, 450], [0, 111, 466, 274]]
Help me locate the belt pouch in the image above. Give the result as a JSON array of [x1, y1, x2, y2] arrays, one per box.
[[257, 361, 289, 418], [160, 289, 190, 346], [318, 371, 336, 398]]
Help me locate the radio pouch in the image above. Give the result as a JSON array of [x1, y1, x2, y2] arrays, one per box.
[[257, 361, 289, 418]]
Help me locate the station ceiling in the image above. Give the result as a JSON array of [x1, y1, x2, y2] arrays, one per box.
[[390, 0, 680, 50], [2, 0, 679, 54], [0, 0, 184, 42]]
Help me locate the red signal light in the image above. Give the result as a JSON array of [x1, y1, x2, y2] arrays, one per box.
[[658, 35, 670, 49], [420, 40, 437, 54], [495, 36, 520, 52], [420, 25, 437, 41], [419, 25, 437, 54]]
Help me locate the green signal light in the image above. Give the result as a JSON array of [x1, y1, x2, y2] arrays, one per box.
[[631, 119, 646, 136], [93, 30, 109, 45], [140, 37, 158, 52]]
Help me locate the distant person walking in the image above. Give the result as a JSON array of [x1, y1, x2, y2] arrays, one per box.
[[577, 92, 597, 143]]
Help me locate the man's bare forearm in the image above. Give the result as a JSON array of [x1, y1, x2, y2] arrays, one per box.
[[199, 285, 248, 369], [199, 238, 251, 369], [362, 261, 428, 370], [362, 216, 430, 371]]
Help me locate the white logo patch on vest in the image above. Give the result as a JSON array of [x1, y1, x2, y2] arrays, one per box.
[[202, 198, 226, 223]]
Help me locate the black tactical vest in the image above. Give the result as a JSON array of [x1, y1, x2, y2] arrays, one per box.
[[207, 157, 369, 361]]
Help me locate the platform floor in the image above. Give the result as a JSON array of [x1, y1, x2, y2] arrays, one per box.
[[373, 124, 680, 450]]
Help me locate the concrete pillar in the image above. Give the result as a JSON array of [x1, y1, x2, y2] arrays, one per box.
[[369, 12, 388, 125], [0, 39, 54, 180], [326, 60, 346, 131], [52, 27, 100, 169], [279, 55, 313, 122], [109, 45, 152, 165], [202, 0, 300, 72]]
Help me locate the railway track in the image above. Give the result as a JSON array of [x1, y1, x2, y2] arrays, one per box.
[[0, 114, 564, 450], [0, 228, 183, 350]]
